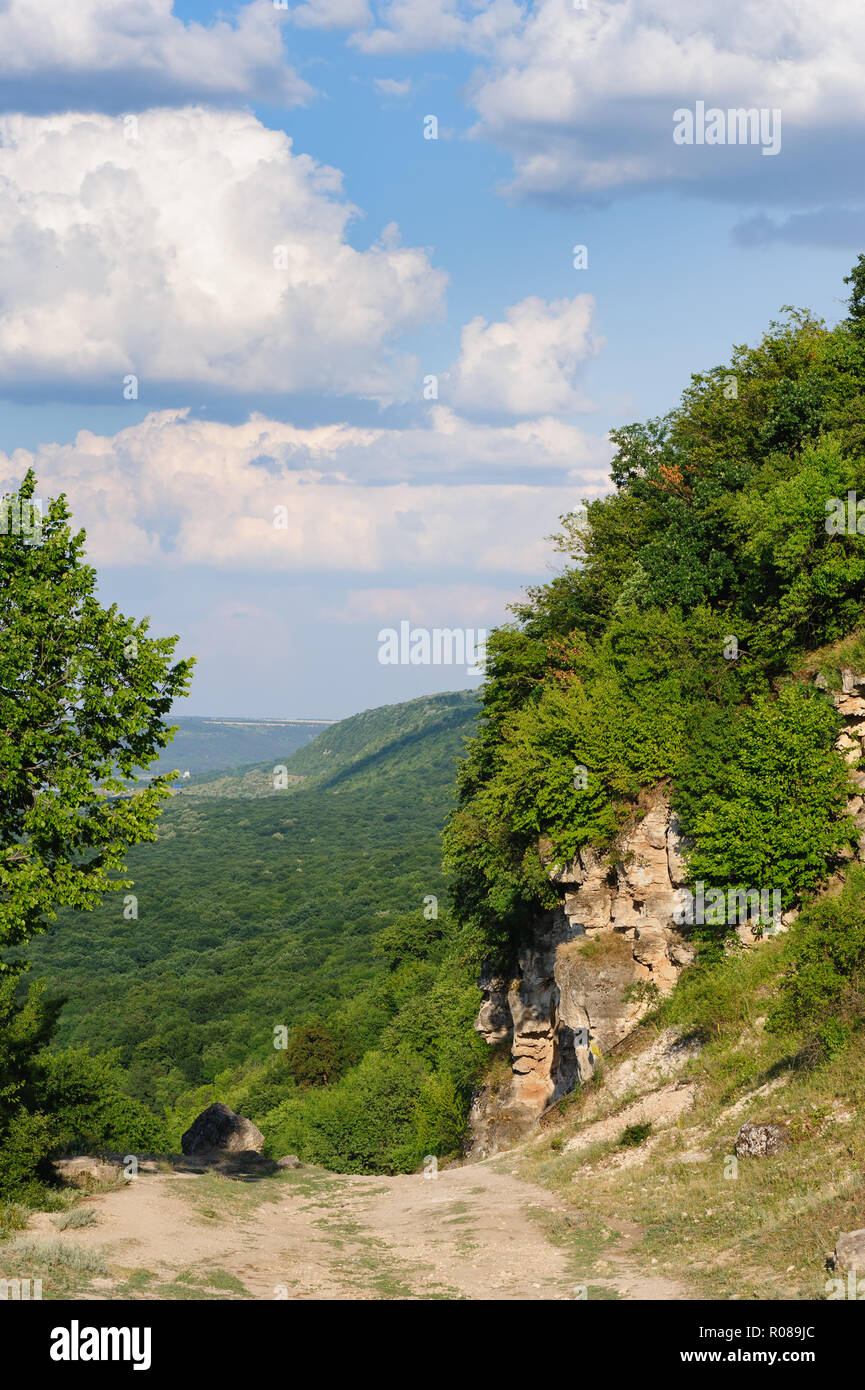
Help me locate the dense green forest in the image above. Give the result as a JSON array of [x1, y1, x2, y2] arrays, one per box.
[[10, 690, 490, 1172], [444, 279, 865, 979]]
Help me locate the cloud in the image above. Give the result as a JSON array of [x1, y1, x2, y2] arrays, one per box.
[[329, 0, 865, 207], [450, 295, 601, 416], [732, 206, 865, 248], [0, 0, 312, 112], [319, 583, 516, 624], [349, 0, 522, 56], [0, 409, 611, 571], [0, 109, 446, 400], [290, 0, 372, 30], [373, 77, 412, 98]]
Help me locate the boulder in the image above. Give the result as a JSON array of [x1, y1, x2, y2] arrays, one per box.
[[277, 1154, 303, 1169], [181, 1103, 264, 1158], [833, 1229, 865, 1273], [734, 1121, 789, 1158], [52, 1156, 127, 1187]]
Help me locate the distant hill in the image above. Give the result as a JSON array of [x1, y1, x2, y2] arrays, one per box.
[[23, 689, 480, 1105], [183, 691, 479, 798], [141, 716, 334, 779]]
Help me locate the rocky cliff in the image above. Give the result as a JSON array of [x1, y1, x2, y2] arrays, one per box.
[[467, 668, 865, 1158]]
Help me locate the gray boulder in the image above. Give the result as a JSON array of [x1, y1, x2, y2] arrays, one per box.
[[734, 1121, 789, 1158], [277, 1154, 302, 1169], [181, 1103, 264, 1158], [833, 1229, 865, 1272]]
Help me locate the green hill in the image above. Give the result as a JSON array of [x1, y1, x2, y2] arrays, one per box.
[[22, 690, 480, 1124], [183, 691, 478, 798], [137, 716, 332, 779]]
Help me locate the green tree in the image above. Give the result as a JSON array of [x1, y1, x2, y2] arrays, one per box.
[[1, 474, 192, 1192], [1, 473, 193, 957], [285, 1018, 345, 1088]]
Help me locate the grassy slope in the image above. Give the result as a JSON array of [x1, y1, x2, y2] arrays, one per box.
[[509, 641, 865, 1299], [513, 936, 865, 1300]]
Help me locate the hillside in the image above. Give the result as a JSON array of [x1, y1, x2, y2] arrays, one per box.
[[182, 692, 477, 799], [9, 268, 865, 1311], [21, 691, 480, 1132], [136, 716, 333, 779]]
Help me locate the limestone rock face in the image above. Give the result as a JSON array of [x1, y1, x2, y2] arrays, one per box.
[[468, 909, 578, 1159], [181, 1103, 264, 1159], [468, 789, 694, 1156], [734, 1121, 789, 1158]]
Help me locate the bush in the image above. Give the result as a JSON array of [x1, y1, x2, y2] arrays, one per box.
[[767, 867, 865, 1055]]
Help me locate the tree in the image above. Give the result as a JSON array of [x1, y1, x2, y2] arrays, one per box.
[[844, 252, 865, 334], [0, 473, 191, 1194], [285, 1018, 345, 1088], [1, 472, 194, 958]]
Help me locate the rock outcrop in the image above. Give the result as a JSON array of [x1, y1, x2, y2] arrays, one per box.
[[181, 1103, 264, 1159], [468, 669, 865, 1158], [468, 789, 695, 1157]]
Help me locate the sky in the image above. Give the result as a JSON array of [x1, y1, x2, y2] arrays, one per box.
[[1, 0, 863, 718]]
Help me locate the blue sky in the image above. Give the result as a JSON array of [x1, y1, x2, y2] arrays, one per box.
[[1, 1, 862, 717]]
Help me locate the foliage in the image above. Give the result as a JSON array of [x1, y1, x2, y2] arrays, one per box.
[[0, 473, 193, 957], [767, 866, 865, 1057], [445, 285, 865, 960]]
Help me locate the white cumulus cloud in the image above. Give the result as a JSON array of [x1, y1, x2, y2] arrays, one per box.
[[0, 108, 447, 399], [0, 0, 312, 111], [328, 0, 865, 206], [0, 409, 611, 571], [450, 295, 601, 416]]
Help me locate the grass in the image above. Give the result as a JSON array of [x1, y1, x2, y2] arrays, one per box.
[[513, 933, 865, 1300], [1, 1235, 109, 1298], [175, 1168, 304, 1226], [619, 1121, 652, 1148], [52, 1207, 98, 1231]]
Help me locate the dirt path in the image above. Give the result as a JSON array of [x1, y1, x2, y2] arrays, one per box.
[[23, 1161, 583, 1301]]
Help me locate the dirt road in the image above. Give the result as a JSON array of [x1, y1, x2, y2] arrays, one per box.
[[21, 1159, 582, 1301]]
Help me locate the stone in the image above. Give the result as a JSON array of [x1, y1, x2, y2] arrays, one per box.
[[734, 1121, 789, 1158], [475, 964, 513, 1046], [181, 1102, 264, 1158], [277, 1154, 303, 1169], [52, 1156, 127, 1187], [468, 789, 696, 1156], [833, 1229, 865, 1272]]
